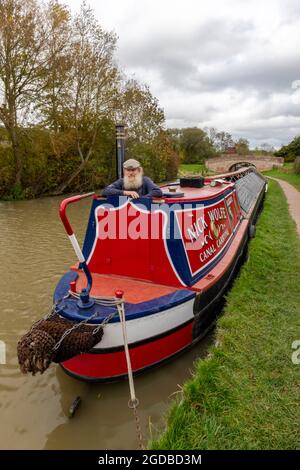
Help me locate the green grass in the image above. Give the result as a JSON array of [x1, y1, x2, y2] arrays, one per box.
[[264, 164, 300, 192], [178, 163, 213, 176], [150, 180, 300, 449]]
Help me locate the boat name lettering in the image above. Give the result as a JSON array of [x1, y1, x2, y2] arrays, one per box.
[[187, 216, 208, 243], [216, 229, 230, 248], [200, 245, 217, 262], [208, 207, 227, 221]]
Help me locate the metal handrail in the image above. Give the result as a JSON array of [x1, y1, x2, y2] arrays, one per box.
[[59, 192, 95, 307], [59, 192, 95, 235]]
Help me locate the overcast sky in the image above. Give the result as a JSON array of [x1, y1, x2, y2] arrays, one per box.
[[65, 0, 300, 148]]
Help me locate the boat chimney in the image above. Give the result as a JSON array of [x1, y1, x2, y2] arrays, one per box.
[[116, 124, 125, 180]]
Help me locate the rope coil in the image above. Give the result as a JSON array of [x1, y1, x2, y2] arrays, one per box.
[[17, 294, 121, 376]]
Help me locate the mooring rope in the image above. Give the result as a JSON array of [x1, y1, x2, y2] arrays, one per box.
[[68, 291, 124, 306], [18, 290, 145, 447], [117, 301, 138, 408], [116, 299, 144, 449]]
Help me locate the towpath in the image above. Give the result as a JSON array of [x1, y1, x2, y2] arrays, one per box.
[[267, 176, 300, 236]]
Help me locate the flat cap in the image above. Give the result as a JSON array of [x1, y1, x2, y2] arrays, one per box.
[[123, 158, 141, 169]]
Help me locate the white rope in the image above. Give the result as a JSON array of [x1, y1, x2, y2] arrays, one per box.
[[69, 290, 138, 406], [68, 291, 124, 307], [117, 302, 139, 408]]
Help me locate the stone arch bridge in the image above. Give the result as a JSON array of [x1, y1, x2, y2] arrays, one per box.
[[205, 154, 284, 173]]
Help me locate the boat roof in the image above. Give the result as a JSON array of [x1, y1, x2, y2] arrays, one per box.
[[156, 180, 234, 203]]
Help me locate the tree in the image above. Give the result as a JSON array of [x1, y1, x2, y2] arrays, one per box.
[[0, 1, 179, 198], [116, 79, 165, 144], [206, 127, 235, 153], [235, 138, 250, 155], [179, 127, 215, 163], [115, 78, 171, 181], [261, 142, 275, 153], [46, 1, 119, 194], [206, 126, 218, 149], [216, 131, 234, 153], [158, 130, 180, 180], [0, 0, 49, 191], [275, 136, 300, 162], [39, 0, 72, 132], [126, 129, 180, 182]]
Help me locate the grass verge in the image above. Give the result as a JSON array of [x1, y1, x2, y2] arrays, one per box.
[[179, 163, 212, 176], [264, 164, 300, 192], [150, 180, 300, 449]]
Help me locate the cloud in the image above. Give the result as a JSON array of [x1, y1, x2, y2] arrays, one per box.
[[64, 0, 300, 148]]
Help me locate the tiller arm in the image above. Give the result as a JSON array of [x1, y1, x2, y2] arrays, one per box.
[[59, 192, 95, 308]]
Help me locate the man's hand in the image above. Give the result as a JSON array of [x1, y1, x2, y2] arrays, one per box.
[[123, 190, 139, 199]]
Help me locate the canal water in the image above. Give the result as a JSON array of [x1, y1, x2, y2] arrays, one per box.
[[0, 196, 213, 450]]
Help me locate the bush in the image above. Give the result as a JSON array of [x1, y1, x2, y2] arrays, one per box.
[[0, 122, 180, 199], [126, 130, 180, 183], [293, 156, 300, 174], [275, 136, 300, 162], [0, 146, 15, 198]]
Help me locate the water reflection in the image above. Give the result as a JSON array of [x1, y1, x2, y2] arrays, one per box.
[[43, 336, 212, 450]]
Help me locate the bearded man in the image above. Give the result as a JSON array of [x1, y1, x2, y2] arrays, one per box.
[[102, 159, 163, 199]]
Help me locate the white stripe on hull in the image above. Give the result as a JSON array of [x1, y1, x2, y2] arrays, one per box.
[[94, 298, 195, 349]]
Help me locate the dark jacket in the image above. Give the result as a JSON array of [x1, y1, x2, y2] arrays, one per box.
[[102, 176, 163, 198]]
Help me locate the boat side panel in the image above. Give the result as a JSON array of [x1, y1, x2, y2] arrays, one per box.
[[61, 321, 194, 381], [170, 190, 242, 285], [235, 171, 266, 214], [84, 198, 184, 287], [93, 297, 195, 349], [81, 188, 243, 288]]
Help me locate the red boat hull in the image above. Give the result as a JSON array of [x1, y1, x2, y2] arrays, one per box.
[[61, 322, 194, 382]]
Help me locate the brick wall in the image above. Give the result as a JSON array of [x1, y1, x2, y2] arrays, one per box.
[[205, 155, 284, 172]]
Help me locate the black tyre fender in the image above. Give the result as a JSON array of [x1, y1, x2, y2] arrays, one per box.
[[248, 224, 256, 239], [192, 294, 219, 340]]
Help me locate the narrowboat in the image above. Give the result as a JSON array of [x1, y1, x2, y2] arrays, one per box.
[[18, 126, 267, 382]]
